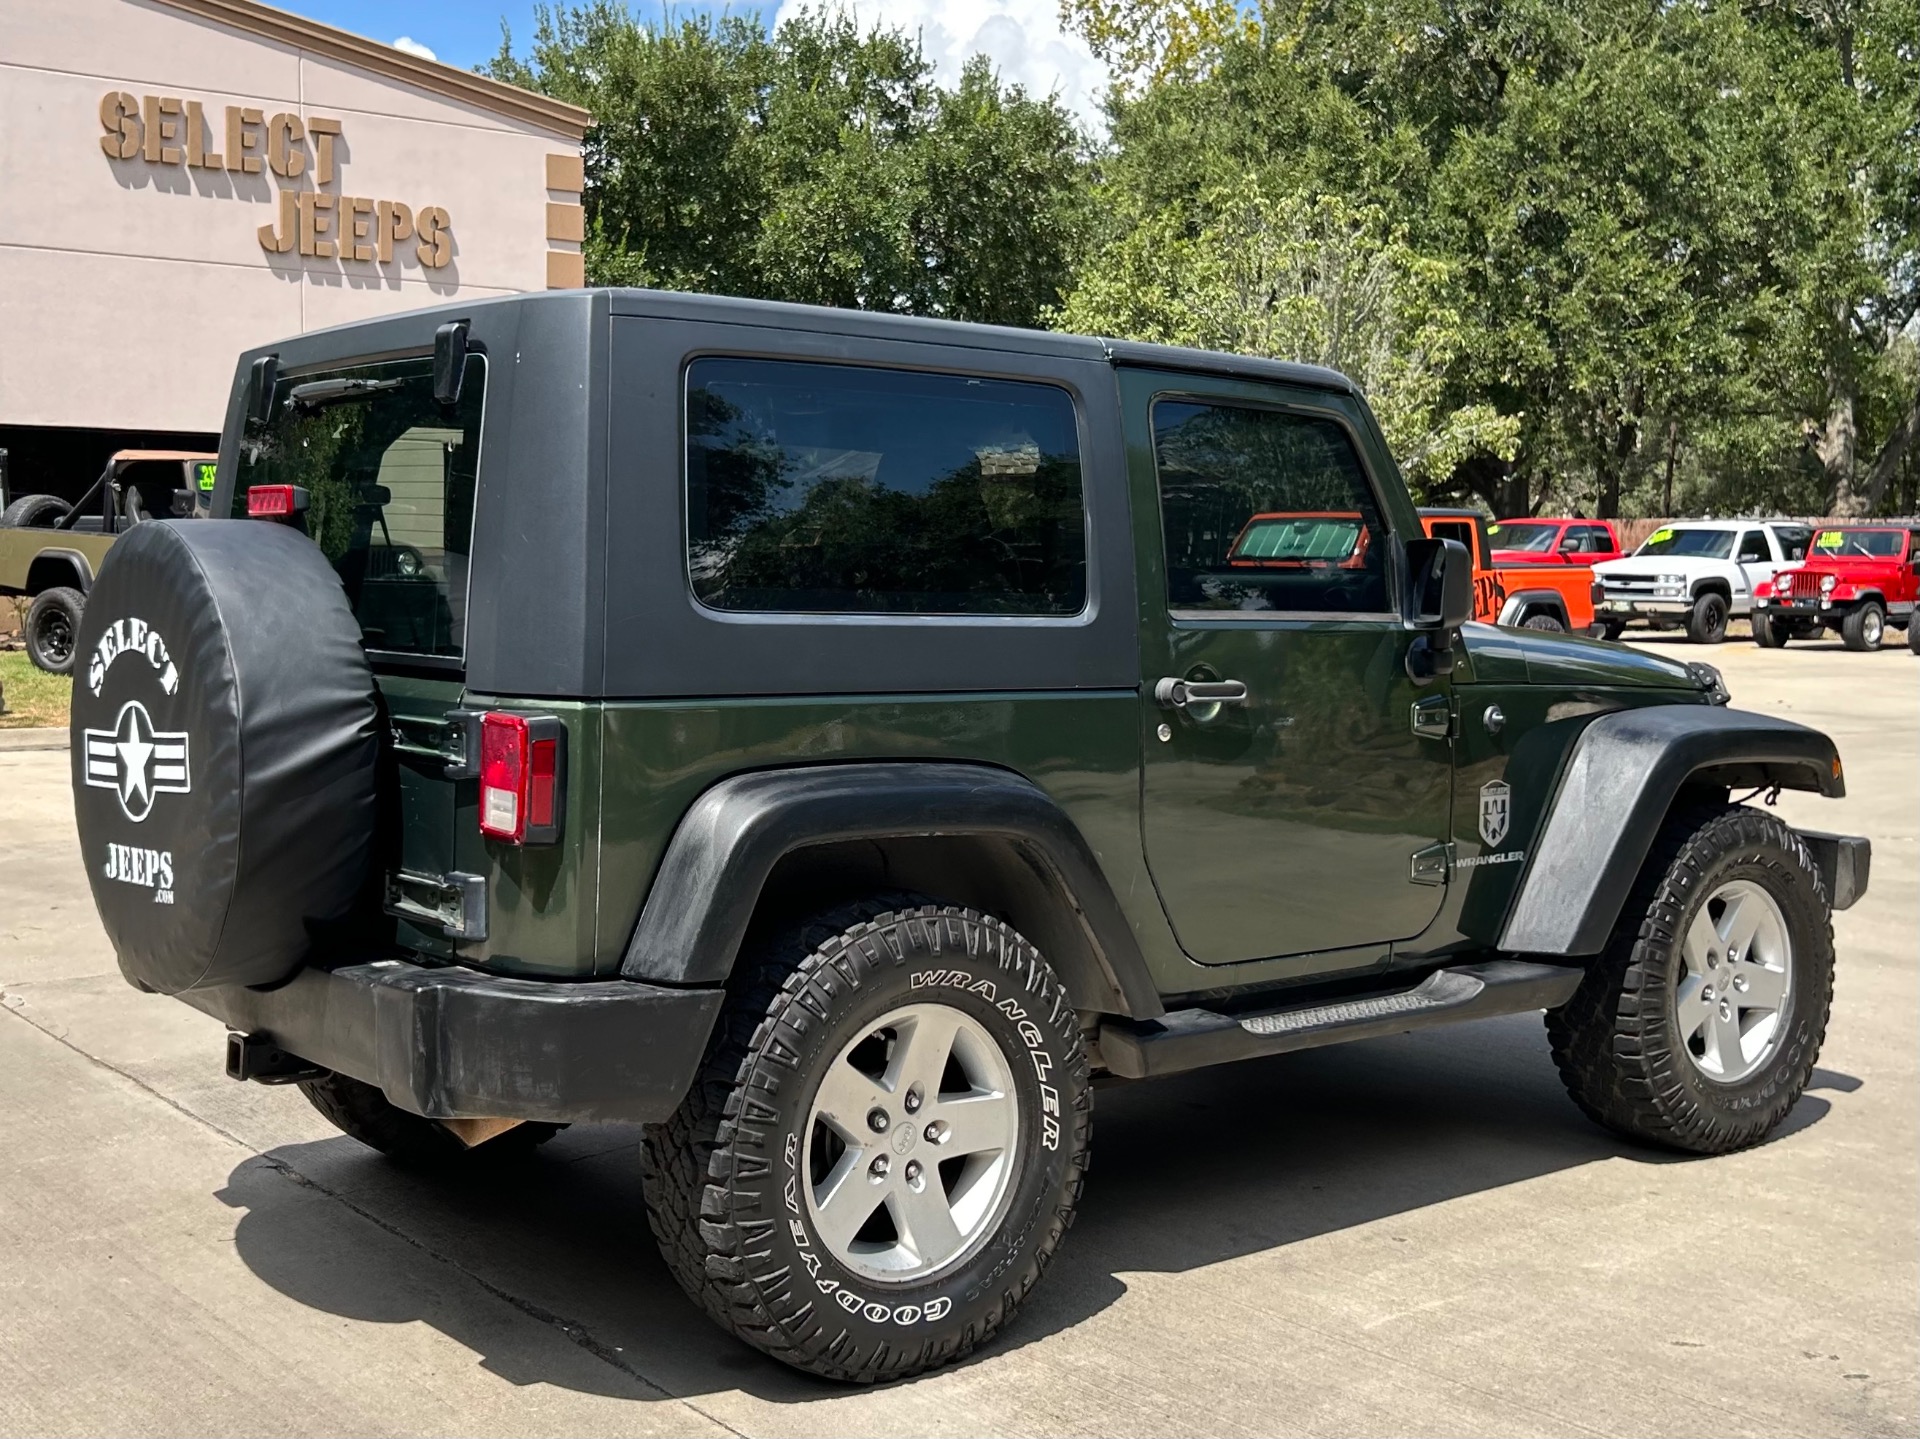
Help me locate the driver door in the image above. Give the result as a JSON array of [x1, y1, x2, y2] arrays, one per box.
[[1125, 370, 1454, 968]]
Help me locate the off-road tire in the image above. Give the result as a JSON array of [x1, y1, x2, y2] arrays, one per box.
[[297, 1072, 560, 1167], [1840, 601, 1885, 652], [25, 586, 84, 674], [0, 493, 70, 528], [1908, 618, 1920, 655], [1521, 612, 1566, 632], [642, 897, 1092, 1383], [1545, 804, 1832, 1154], [1686, 591, 1730, 644], [1752, 616, 1790, 648], [1598, 620, 1627, 642]]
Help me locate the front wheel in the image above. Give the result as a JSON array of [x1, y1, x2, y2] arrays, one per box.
[[1686, 592, 1729, 644], [1909, 619, 1920, 655], [1840, 601, 1885, 652], [1545, 805, 1832, 1154], [1752, 615, 1789, 648], [643, 899, 1091, 1383]]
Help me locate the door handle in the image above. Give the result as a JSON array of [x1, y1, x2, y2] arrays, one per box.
[[1155, 677, 1249, 709]]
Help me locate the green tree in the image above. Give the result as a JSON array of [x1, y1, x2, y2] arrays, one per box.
[[488, 5, 1092, 327]]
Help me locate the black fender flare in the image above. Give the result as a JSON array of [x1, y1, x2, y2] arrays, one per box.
[[1499, 705, 1845, 956], [1497, 588, 1569, 627], [619, 762, 1162, 1018], [26, 548, 95, 595]]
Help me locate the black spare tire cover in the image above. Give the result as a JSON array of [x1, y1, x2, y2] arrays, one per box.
[[70, 520, 379, 993]]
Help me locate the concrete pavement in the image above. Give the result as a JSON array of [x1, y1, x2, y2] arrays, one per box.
[[1, 636, 1914, 1436]]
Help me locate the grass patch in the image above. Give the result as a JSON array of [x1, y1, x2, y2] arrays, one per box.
[[0, 650, 70, 729]]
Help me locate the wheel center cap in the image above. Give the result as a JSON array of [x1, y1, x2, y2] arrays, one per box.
[[890, 1122, 919, 1156]]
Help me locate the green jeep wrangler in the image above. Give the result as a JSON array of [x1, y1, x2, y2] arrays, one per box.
[[70, 292, 1870, 1384]]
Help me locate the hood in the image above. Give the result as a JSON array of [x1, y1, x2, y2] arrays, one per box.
[[1459, 623, 1701, 690]]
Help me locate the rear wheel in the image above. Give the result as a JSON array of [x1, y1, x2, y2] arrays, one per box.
[[1840, 601, 1884, 652], [1521, 612, 1566, 632], [1545, 805, 1831, 1154], [642, 898, 1091, 1383], [1751, 616, 1789, 648], [24, 587, 83, 674], [297, 1072, 559, 1167], [1686, 592, 1729, 644]]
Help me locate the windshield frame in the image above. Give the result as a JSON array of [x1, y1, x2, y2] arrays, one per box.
[[1811, 528, 1905, 559]]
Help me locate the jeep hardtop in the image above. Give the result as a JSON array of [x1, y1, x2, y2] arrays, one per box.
[[70, 290, 1870, 1383]]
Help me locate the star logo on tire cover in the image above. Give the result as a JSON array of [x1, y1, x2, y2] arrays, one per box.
[[83, 700, 190, 823]]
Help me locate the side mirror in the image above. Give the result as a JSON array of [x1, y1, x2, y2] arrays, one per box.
[[433, 320, 470, 407], [1403, 536, 1473, 683]]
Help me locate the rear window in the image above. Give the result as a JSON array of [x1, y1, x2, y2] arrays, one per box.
[[685, 358, 1087, 615], [233, 354, 484, 660]]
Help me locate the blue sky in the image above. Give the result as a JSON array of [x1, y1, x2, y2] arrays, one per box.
[[273, 0, 1108, 121]]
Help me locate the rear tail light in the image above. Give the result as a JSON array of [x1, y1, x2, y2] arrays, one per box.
[[477, 712, 566, 845], [246, 484, 308, 519], [1590, 579, 1604, 605]]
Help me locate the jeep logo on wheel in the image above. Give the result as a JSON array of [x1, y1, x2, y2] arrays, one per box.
[[1479, 779, 1511, 848]]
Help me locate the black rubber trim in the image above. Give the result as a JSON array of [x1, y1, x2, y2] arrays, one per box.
[[618, 761, 1161, 1017], [174, 958, 724, 1122], [1797, 830, 1871, 911], [28, 547, 96, 595], [1500, 705, 1849, 956]]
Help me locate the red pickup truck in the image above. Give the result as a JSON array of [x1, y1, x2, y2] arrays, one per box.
[[1487, 517, 1623, 567], [1751, 524, 1920, 652]]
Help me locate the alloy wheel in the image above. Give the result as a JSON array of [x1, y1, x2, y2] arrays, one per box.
[[803, 1002, 1021, 1284], [1674, 879, 1793, 1084]]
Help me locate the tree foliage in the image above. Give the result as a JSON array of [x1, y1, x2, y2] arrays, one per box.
[[1061, 0, 1919, 516], [491, 1, 1919, 518], [487, 5, 1091, 327]]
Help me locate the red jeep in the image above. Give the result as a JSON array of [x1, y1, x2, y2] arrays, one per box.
[[1487, 517, 1623, 566], [1752, 524, 1920, 652]]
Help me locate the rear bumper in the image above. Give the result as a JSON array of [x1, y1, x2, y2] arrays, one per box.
[[174, 958, 724, 1122]]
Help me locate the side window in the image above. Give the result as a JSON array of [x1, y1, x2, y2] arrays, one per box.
[[1151, 399, 1390, 614], [1570, 525, 1608, 553], [1429, 519, 1477, 559], [1774, 526, 1811, 561], [685, 358, 1086, 615], [1737, 530, 1771, 563], [1557, 526, 1585, 554]]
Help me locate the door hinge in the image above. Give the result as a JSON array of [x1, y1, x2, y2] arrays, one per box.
[[1410, 694, 1454, 739], [1410, 843, 1452, 886]]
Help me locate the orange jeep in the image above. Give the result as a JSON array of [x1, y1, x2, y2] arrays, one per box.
[[1420, 508, 1602, 634]]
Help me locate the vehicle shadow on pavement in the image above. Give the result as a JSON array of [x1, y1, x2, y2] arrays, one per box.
[[218, 1014, 1849, 1403]]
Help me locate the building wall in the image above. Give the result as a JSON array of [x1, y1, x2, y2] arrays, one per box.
[[0, 0, 585, 435]]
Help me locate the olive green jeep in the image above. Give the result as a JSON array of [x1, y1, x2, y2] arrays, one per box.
[[70, 292, 1870, 1383]]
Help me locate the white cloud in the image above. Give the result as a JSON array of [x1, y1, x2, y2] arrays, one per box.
[[776, 0, 1111, 128], [390, 35, 438, 61]]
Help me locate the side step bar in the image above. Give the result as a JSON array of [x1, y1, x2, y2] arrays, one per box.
[[1097, 960, 1585, 1080]]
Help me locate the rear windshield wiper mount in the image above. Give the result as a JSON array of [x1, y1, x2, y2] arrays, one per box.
[[288, 376, 405, 411]]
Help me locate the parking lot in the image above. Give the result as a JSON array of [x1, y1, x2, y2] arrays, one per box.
[[1, 634, 1913, 1438]]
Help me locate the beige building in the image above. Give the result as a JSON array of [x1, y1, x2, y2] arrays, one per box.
[[0, 0, 588, 503]]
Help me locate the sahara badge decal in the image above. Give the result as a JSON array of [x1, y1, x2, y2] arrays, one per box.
[[1478, 778, 1512, 848]]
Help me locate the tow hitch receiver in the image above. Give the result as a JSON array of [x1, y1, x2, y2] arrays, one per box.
[[225, 1031, 326, 1084]]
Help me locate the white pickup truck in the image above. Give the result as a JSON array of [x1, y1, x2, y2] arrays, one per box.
[[1594, 519, 1814, 643]]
